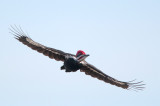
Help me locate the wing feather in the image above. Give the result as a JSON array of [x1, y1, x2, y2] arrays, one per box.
[[10, 26, 74, 61], [80, 62, 145, 90]]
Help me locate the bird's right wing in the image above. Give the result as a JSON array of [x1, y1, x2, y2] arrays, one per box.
[[10, 26, 75, 62], [80, 61, 145, 90]]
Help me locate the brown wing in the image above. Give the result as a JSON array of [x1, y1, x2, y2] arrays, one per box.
[[10, 26, 74, 61], [80, 62, 145, 90]]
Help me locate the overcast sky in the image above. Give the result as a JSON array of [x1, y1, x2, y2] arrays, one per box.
[[0, 0, 160, 106]]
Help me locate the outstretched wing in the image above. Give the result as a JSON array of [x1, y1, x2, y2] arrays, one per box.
[[80, 62, 145, 90], [10, 26, 74, 61]]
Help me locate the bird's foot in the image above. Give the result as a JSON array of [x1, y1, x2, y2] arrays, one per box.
[[60, 65, 65, 70]]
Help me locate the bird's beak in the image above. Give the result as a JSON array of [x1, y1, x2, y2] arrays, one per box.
[[84, 54, 89, 57], [77, 54, 89, 62], [82, 54, 89, 60]]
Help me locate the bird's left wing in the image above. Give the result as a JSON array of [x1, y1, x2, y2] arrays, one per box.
[[80, 61, 145, 90], [10, 26, 75, 62]]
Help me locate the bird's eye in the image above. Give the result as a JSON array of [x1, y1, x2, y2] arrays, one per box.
[[77, 53, 82, 57]]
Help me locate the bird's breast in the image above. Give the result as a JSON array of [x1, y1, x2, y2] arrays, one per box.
[[64, 56, 81, 71]]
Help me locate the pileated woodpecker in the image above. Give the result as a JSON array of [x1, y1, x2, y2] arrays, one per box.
[[10, 26, 144, 91]]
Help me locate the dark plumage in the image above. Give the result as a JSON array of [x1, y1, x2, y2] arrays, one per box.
[[10, 26, 145, 91]]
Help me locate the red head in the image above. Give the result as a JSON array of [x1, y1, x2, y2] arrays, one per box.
[[76, 50, 89, 62], [76, 50, 86, 57]]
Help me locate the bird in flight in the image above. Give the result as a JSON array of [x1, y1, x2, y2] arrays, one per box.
[[10, 26, 145, 91]]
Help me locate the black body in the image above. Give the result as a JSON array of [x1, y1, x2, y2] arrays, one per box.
[[64, 57, 81, 72]]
